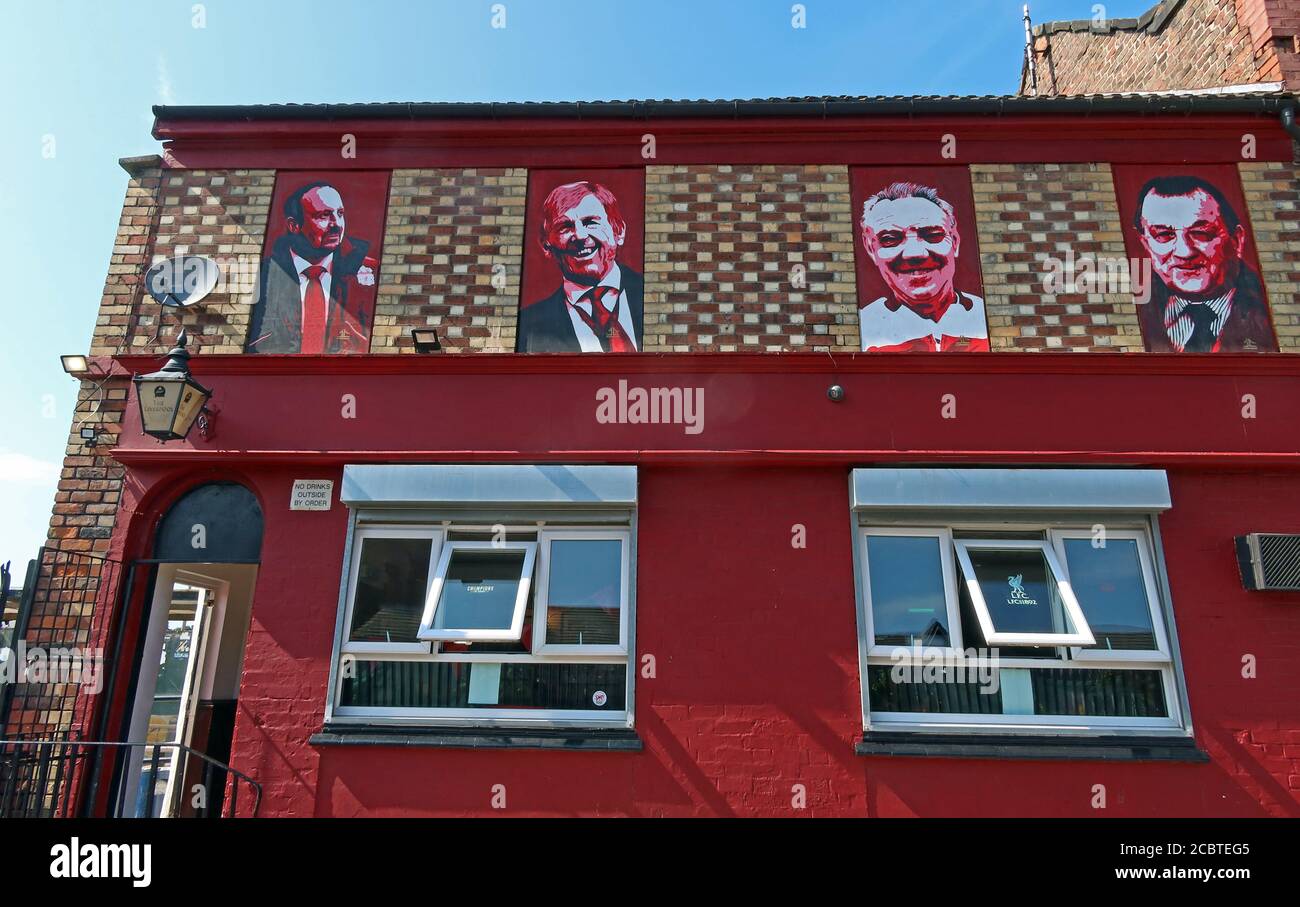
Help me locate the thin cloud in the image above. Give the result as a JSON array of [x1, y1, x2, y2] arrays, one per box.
[[0, 450, 62, 486], [157, 54, 176, 105]]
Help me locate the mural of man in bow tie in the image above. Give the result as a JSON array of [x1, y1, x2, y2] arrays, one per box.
[[516, 180, 644, 353]]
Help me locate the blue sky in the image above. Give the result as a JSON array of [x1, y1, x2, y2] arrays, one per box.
[[0, 0, 1155, 570]]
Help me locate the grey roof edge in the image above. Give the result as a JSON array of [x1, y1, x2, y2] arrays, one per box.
[[1033, 0, 1184, 37], [152, 88, 1296, 124]]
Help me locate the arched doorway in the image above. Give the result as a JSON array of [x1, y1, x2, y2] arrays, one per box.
[[118, 481, 263, 817]]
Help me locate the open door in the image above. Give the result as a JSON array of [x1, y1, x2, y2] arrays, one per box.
[[118, 564, 257, 817]]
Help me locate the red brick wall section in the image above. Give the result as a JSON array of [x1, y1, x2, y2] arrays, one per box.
[[372, 169, 526, 353], [971, 163, 1144, 351], [132, 170, 275, 354], [643, 165, 859, 352], [1240, 0, 1300, 85], [1023, 0, 1268, 94]]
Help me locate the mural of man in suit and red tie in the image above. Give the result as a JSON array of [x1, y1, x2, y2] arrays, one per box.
[[246, 171, 389, 354], [1113, 166, 1278, 353], [516, 171, 645, 353]]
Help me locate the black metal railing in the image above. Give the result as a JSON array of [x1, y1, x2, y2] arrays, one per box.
[[0, 738, 261, 818]]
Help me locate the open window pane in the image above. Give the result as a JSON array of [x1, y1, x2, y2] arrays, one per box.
[[546, 539, 621, 646], [419, 543, 537, 642], [866, 535, 952, 648], [954, 542, 1094, 647], [1061, 539, 1158, 651], [348, 537, 433, 644]]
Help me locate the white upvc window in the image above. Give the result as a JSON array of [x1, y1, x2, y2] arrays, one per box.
[[952, 538, 1095, 648], [1050, 529, 1171, 664], [852, 468, 1188, 736], [857, 521, 1185, 733], [417, 541, 538, 643], [329, 464, 637, 728], [341, 527, 443, 656], [861, 528, 963, 656], [532, 529, 631, 656]]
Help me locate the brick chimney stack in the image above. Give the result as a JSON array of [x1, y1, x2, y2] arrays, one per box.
[[1020, 0, 1300, 95]]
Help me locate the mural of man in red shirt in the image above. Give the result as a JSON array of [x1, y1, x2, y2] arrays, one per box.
[[858, 181, 989, 352]]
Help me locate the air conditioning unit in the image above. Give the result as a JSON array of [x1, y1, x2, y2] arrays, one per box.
[[1236, 533, 1300, 591]]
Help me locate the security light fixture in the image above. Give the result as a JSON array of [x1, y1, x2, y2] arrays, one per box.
[[411, 328, 442, 354], [60, 355, 90, 376]]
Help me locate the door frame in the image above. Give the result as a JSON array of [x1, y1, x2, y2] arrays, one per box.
[[119, 565, 230, 817]]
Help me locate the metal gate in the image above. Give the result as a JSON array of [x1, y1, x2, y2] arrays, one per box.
[[0, 547, 123, 816]]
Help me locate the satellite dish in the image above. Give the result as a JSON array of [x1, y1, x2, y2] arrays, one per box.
[[144, 255, 221, 308]]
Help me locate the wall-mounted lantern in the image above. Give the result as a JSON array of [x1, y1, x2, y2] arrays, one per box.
[[133, 330, 213, 442]]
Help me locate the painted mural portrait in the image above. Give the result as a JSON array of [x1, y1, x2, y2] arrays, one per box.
[[517, 171, 645, 353], [246, 171, 390, 354], [1114, 168, 1278, 353], [852, 169, 989, 352]]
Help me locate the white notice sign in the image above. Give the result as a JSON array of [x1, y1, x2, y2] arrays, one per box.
[[290, 479, 334, 511]]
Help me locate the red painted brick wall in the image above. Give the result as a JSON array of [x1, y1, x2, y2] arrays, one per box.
[[215, 463, 1299, 816]]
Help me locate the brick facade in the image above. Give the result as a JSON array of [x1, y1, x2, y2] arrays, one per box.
[[76, 155, 1300, 368], [140, 169, 274, 355], [373, 168, 526, 354], [1240, 160, 1300, 347], [643, 164, 859, 352], [1022, 0, 1295, 94], [971, 163, 1144, 351]]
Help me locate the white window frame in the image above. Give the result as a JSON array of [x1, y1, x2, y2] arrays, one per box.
[[857, 521, 1184, 734], [417, 541, 538, 643], [533, 529, 630, 656], [1049, 529, 1171, 664], [952, 538, 1096, 648], [861, 527, 963, 657], [341, 527, 443, 656]]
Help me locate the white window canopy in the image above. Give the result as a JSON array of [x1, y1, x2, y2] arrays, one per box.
[[851, 468, 1171, 513], [342, 464, 637, 508]]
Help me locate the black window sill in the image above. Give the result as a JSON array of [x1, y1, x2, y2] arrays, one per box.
[[311, 724, 642, 752], [856, 731, 1209, 762]]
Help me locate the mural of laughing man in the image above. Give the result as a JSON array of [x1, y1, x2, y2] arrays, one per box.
[[516, 180, 644, 353], [858, 181, 989, 352]]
